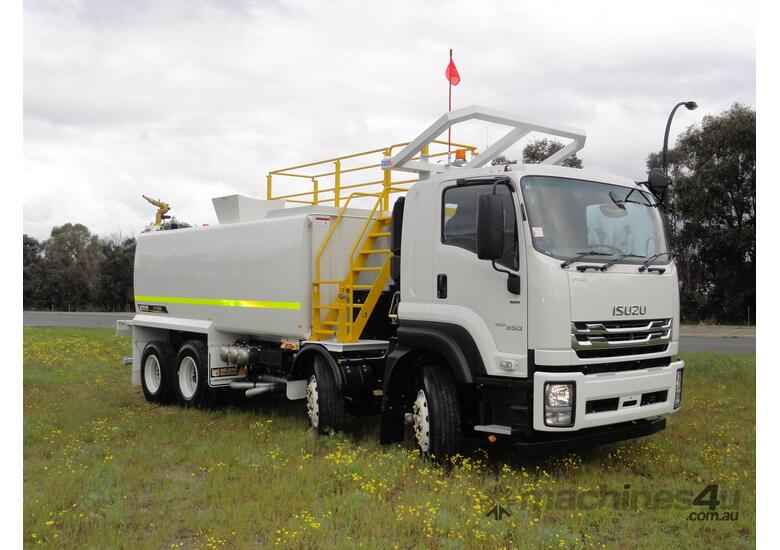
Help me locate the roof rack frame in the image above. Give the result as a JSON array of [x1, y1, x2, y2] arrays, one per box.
[[383, 105, 587, 178]]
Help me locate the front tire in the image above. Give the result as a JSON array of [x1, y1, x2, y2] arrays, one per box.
[[306, 357, 344, 433], [174, 340, 212, 408], [412, 364, 461, 459], [140, 341, 175, 404]]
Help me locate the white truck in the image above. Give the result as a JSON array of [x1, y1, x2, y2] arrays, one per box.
[[118, 106, 684, 457]]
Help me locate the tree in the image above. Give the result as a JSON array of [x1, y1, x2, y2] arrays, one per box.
[[42, 223, 104, 310], [489, 139, 583, 167], [490, 154, 517, 166], [23, 227, 137, 311], [523, 138, 583, 168], [141, 217, 192, 232], [647, 103, 755, 323], [97, 238, 136, 311], [23, 235, 44, 308]]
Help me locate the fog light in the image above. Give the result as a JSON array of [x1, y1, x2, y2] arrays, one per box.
[[545, 410, 572, 426], [499, 360, 515, 371], [545, 382, 575, 427], [674, 369, 683, 409]]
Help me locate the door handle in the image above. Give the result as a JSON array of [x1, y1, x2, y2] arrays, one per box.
[[437, 273, 448, 299]]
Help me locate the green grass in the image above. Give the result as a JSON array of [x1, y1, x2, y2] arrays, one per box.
[[23, 328, 755, 549]]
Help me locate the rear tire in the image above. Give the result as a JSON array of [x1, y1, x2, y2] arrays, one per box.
[[174, 340, 212, 408], [140, 341, 175, 404], [412, 364, 461, 459], [306, 357, 345, 433]]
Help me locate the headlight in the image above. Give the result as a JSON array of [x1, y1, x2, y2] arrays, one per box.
[[674, 369, 684, 409], [545, 382, 575, 427], [546, 383, 572, 407]]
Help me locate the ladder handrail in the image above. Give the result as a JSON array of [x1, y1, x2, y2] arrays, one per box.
[[347, 196, 384, 268], [343, 195, 386, 337], [312, 187, 394, 342], [313, 191, 383, 285]]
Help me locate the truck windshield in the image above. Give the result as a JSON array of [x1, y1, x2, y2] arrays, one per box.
[[520, 176, 670, 265]]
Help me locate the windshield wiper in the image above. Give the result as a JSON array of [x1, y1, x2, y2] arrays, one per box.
[[608, 191, 627, 210], [560, 250, 611, 269], [599, 253, 644, 271], [612, 188, 661, 208], [638, 252, 670, 272]]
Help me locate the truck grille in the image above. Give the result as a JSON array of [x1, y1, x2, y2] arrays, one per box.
[[571, 319, 672, 359]]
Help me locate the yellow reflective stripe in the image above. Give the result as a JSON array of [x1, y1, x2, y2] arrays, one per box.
[[134, 295, 301, 310]]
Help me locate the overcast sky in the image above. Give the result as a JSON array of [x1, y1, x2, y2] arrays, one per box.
[[23, 0, 755, 239]]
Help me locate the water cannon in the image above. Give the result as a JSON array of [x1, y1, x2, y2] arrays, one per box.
[[142, 195, 171, 227]]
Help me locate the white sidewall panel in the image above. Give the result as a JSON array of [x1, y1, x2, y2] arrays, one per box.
[[134, 206, 369, 340]]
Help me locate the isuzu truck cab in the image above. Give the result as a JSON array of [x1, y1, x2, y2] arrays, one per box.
[[120, 106, 684, 458]]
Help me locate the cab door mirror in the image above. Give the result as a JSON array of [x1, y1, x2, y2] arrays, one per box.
[[476, 194, 504, 260]]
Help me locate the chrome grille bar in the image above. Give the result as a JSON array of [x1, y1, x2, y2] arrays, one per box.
[[571, 318, 672, 350]]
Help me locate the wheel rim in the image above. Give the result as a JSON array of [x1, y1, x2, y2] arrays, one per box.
[[413, 389, 430, 452], [144, 354, 162, 394], [306, 375, 319, 428], [178, 356, 198, 400]]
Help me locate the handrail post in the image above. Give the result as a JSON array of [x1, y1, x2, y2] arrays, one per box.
[[266, 174, 273, 200], [334, 159, 341, 208], [338, 299, 347, 341], [312, 178, 319, 205], [382, 147, 392, 211]]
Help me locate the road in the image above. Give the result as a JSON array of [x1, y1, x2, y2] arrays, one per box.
[[678, 336, 755, 355], [24, 312, 756, 355], [24, 311, 133, 329]]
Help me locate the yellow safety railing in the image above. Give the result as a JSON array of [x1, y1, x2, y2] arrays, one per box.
[[266, 140, 478, 210], [267, 139, 478, 342], [311, 190, 390, 341]]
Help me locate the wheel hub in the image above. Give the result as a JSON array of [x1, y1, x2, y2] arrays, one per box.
[[412, 389, 430, 452], [144, 354, 162, 393], [178, 356, 198, 400], [306, 375, 319, 428]]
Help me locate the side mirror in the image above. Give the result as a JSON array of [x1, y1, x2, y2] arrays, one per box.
[[476, 194, 504, 260], [647, 168, 671, 196]]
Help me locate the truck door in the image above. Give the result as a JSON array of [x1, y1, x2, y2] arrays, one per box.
[[432, 179, 528, 377]]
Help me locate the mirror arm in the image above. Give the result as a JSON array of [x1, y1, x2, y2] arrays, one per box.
[[491, 261, 521, 295], [491, 260, 511, 276], [489, 181, 520, 294]]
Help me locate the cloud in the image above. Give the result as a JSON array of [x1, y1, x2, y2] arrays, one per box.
[[24, 0, 755, 238]]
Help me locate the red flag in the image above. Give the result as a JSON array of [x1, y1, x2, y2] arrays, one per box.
[[445, 59, 460, 86]]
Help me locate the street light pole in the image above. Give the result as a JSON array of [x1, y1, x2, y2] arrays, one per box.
[[662, 101, 698, 175]]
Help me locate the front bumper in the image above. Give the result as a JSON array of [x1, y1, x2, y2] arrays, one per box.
[[511, 417, 667, 454], [532, 359, 684, 432]]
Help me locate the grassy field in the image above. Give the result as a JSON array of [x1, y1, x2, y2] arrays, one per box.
[[23, 328, 755, 549]]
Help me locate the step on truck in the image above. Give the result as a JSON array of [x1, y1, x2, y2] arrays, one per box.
[[117, 105, 684, 457]]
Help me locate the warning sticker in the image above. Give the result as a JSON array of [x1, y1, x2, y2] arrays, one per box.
[[532, 227, 544, 238], [211, 366, 239, 378]]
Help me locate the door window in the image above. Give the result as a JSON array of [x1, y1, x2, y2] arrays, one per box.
[[442, 183, 519, 270]]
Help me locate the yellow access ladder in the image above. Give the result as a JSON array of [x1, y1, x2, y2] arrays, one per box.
[[312, 192, 393, 342], [265, 139, 479, 343]]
